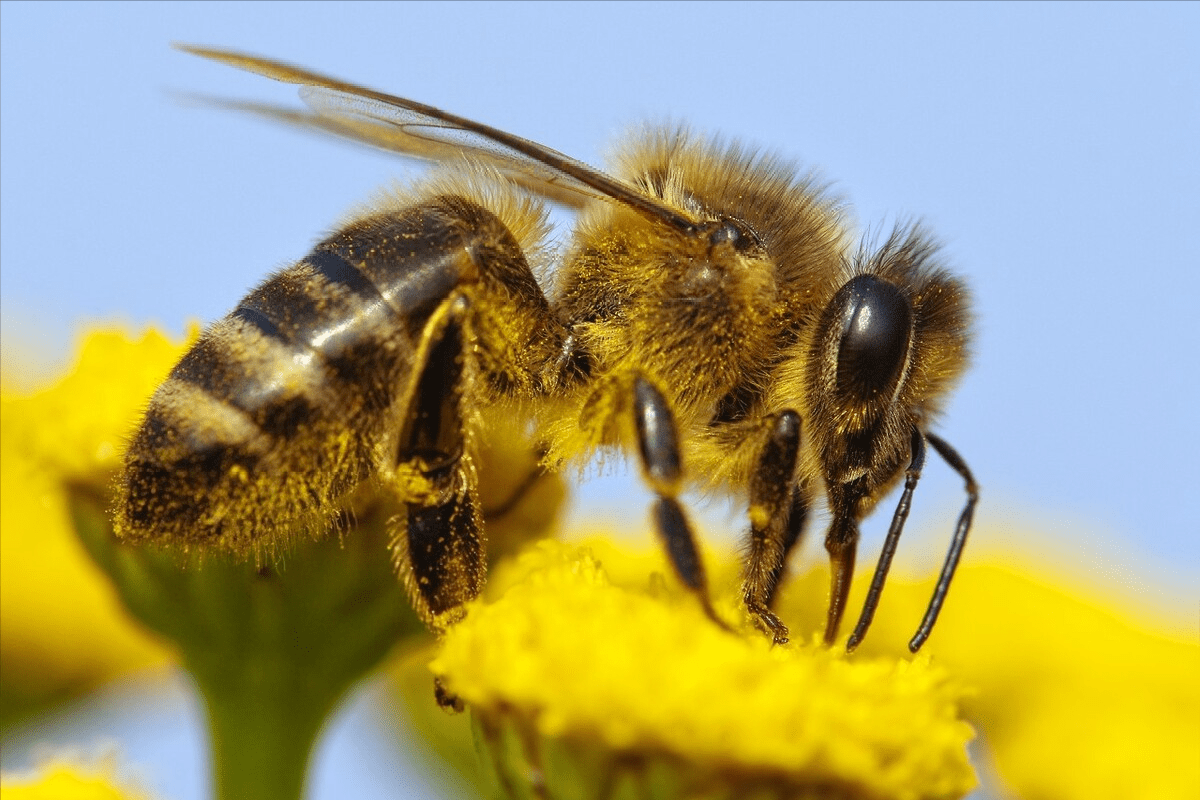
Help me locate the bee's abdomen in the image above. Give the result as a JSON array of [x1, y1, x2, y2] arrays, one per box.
[[118, 204, 482, 549]]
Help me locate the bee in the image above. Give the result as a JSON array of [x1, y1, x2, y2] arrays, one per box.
[[118, 45, 977, 655]]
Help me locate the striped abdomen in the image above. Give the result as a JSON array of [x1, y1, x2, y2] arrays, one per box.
[[118, 202, 479, 550]]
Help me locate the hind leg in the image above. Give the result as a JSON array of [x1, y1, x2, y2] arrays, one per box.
[[387, 297, 486, 633]]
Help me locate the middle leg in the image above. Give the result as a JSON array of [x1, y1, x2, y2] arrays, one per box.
[[741, 410, 805, 644]]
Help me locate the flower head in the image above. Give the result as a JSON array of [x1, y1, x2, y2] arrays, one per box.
[[432, 539, 976, 800], [0, 328, 185, 722]]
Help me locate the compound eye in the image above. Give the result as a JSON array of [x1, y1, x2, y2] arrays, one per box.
[[707, 218, 762, 254], [834, 275, 913, 401]]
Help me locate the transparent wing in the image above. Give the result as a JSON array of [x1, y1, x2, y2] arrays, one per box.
[[177, 93, 597, 210], [177, 45, 698, 231], [300, 86, 609, 208]]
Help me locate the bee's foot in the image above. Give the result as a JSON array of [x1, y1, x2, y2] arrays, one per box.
[[747, 601, 790, 645], [434, 676, 464, 713]]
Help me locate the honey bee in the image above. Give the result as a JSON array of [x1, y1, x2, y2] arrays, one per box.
[[118, 45, 976, 655]]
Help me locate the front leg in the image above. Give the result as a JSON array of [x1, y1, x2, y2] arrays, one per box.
[[908, 432, 977, 652], [846, 428, 926, 651], [631, 376, 730, 631], [822, 480, 867, 646]]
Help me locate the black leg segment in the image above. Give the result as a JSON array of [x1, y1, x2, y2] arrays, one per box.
[[653, 497, 707, 593], [404, 484, 483, 622], [632, 376, 728, 630], [846, 427, 925, 651], [908, 432, 977, 652], [767, 489, 810, 608], [822, 480, 865, 646], [633, 376, 682, 492], [390, 299, 485, 631], [742, 410, 803, 644]]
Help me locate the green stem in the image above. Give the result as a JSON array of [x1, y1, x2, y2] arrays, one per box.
[[191, 653, 341, 800], [65, 485, 425, 800]]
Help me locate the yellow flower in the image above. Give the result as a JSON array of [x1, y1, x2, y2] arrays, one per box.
[[431, 539, 977, 800], [11, 327, 428, 800], [422, 528, 1198, 800], [0, 328, 185, 724], [0, 756, 153, 800], [949, 567, 1197, 800], [797, 550, 1200, 800]]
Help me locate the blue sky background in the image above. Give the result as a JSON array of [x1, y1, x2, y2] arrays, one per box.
[[3, 3, 1197, 798]]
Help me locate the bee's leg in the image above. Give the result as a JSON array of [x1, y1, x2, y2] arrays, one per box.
[[766, 489, 811, 608], [389, 297, 485, 638], [821, 480, 868, 647], [846, 428, 926, 651], [742, 411, 803, 644], [907, 432, 977, 652], [631, 376, 730, 631]]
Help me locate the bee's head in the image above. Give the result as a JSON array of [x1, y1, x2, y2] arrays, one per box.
[[830, 274, 914, 407], [806, 226, 971, 437]]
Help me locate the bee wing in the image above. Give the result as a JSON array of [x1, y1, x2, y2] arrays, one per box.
[[179, 93, 597, 210], [299, 85, 604, 209], [177, 45, 697, 231]]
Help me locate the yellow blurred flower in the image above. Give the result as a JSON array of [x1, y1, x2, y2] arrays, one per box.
[[0, 328, 187, 724], [942, 565, 1197, 800], [0, 756, 153, 800], [4, 326, 429, 799], [788, 546, 1200, 800]]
